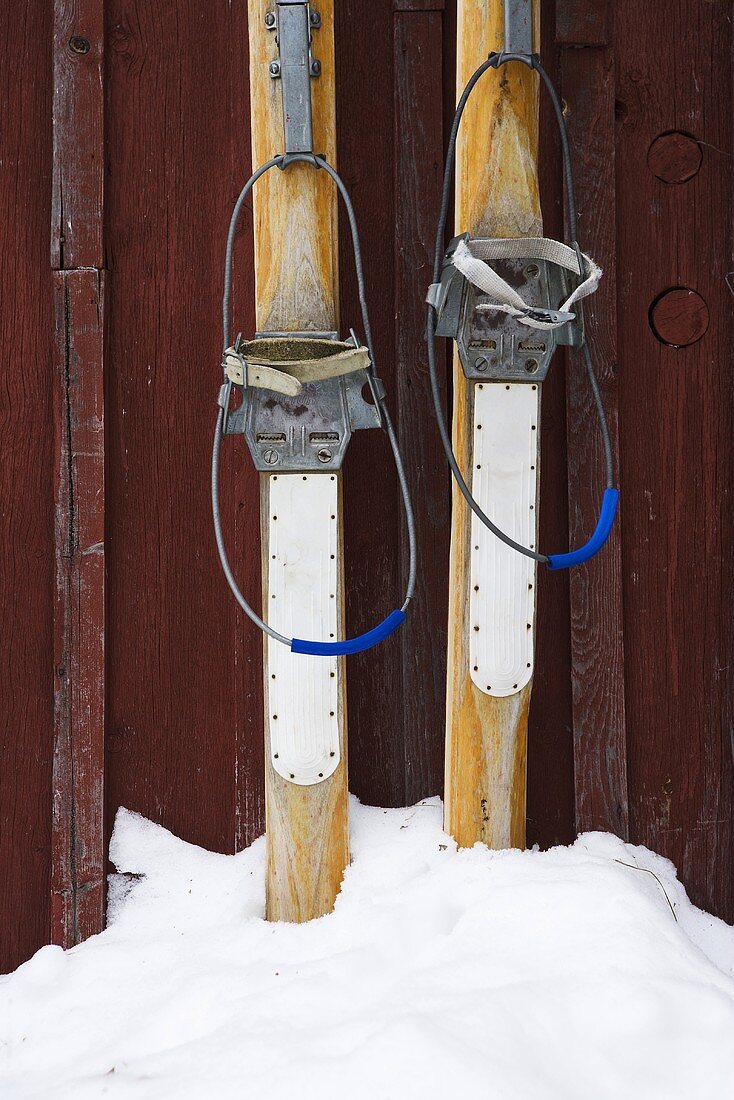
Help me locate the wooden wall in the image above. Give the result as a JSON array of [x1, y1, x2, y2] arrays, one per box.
[[1, 0, 732, 973]]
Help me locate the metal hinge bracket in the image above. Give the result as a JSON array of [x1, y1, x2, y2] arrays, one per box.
[[266, 1, 321, 154], [503, 0, 533, 58]]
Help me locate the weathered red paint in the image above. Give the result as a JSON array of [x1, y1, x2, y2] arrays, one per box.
[[52, 269, 106, 946], [559, 12, 629, 841], [50, 0, 107, 951]]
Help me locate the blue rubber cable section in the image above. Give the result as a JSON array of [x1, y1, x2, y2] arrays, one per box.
[[547, 488, 620, 570], [292, 610, 406, 656]]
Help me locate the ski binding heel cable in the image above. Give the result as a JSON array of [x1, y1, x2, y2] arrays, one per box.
[[213, 0, 415, 662], [426, 0, 619, 577]]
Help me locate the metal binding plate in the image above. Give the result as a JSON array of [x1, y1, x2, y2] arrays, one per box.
[[433, 237, 583, 383], [267, 472, 340, 785], [469, 382, 538, 697], [224, 332, 381, 471]]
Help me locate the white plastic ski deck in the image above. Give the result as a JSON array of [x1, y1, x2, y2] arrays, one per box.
[[267, 473, 340, 785], [469, 382, 538, 697]]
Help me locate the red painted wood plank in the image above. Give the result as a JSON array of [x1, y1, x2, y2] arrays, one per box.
[[104, 0, 264, 856], [393, 8, 449, 803], [615, 0, 733, 920], [52, 0, 104, 269], [52, 269, 106, 946], [555, 0, 609, 47], [527, 0, 576, 849], [338, 0, 404, 808], [0, 0, 55, 974], [560, 36, 629, 839]]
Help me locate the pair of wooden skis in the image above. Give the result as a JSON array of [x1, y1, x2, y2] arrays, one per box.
[[228, 0, 572, 921]]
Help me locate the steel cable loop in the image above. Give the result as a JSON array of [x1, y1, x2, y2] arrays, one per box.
[[427, 51, 616, 566], [213, 154, 417, 650]]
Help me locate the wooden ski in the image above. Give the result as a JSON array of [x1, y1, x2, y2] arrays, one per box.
[[247, 0, 348, 921], [444, 0, 541, 849]]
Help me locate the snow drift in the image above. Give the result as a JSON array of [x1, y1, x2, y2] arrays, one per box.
[[1, 797, 733, 1099]]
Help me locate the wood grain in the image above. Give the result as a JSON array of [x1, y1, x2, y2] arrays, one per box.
[[50, 0, 107, 948], [393, 8, 450, 804], [555, 0, 609, 47], [105, 0, 264, 860], [615, 0, 733, 921], [527, 0, 575, 850], [248, 0, 349, 920], [52, 269, 106, 945], [338, 0, 403, 809], [51, 0, 105, 269], [444, 0, 540, 850], [559, 22, 629, 839], [247, 0, 337, 331], [0, 0, 55, 974]]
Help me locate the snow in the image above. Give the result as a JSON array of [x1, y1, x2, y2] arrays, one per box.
[[1, 798, 734, 1100]]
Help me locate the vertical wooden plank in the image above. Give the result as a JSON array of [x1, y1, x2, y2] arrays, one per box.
[[527, 0, 576, 850], [248, 0, 349, 920], [444, 0, 540, 850], [51, 0, 106, 947], [52, 0, 105, 269], [558, 13, 629, 838], [52, 269, 106, 944], [0, 0, 55, 974], [338, 0, 403, 809], [105, 0, 263, 861], [616, 0, 734, 920], [393, 4, 450, 804]]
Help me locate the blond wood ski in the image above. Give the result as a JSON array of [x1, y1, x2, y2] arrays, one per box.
[[442, 0, 541, 849], [246, 0, 346, 921], [212, 0, 414, 921], [430, 0, 616, 849]]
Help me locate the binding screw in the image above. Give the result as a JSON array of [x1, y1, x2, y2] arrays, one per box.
[[310, 10, 321, 26], [269, 60, 281, 77], [525, 359, 539, 373], [263, 449, 279, 465], [264, 11, 276, 27], [310, 58, 321, 76], [525, 264, 539, 278], [69, 35, 90, 54], [475, 357, 488, 372], [317, 447, 332, 463]]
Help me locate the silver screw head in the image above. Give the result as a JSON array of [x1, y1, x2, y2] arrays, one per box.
[[316, 448, 332, 464], [263, 449, 279, 465], [474, 356, 488, 372], [310, 10, 321, 26], [268, 60, 281, 77], [264, 11, 276, 27], [310, 58, 321, 76], [525, 359, 539, 373], [525, 264, 540, 278]]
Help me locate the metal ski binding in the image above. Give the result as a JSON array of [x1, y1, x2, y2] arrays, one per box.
[[428, 232, 586, 383], [426, 0, 619, 574], [213, 0, 415, 669], [221, 330, 383, 472]]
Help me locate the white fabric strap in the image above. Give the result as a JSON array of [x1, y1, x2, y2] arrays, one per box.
[[452, 236, 602, 331]]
